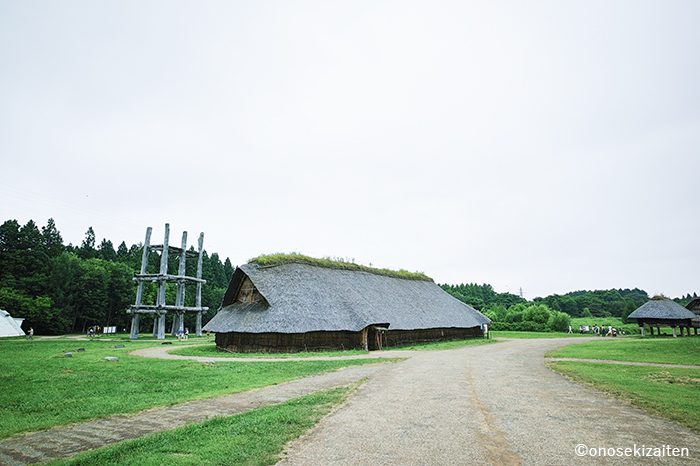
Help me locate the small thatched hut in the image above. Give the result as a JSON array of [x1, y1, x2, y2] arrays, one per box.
[[685, 298, 700, 334], [204, 257, 490, 352], [627, 297, 697, 337]]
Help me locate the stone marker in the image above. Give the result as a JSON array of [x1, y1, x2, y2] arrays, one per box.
[[114, 344, 125, 348], [76, 348, 85, 352], [104, 356, 119, 362], [162, 342, 173, 345], [64, 352, 73, 358]]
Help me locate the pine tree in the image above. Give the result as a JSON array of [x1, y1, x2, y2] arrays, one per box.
[[80, 227, 97, 259], [98, 239, 117, 261], [41, 218, 64, 257]]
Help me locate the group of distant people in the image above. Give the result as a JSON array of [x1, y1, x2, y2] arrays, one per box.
[[578, 324, 625, 337], [177, 327, 190, 340], [87, 325, 102, 338]]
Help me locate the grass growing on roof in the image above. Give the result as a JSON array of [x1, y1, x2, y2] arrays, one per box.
[[50, 385, 355, 466], [0, 338, 383, 439], [249, 253, 432, 281]]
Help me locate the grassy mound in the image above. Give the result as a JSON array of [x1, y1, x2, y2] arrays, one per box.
[[248, 253, 432, 282]]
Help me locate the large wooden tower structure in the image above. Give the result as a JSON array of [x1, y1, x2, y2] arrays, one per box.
[[128, 224, 208, 339]]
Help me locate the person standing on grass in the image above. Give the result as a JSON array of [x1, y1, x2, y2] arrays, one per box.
[[568, 325, 573, 334], [27, 327, 33, 340]]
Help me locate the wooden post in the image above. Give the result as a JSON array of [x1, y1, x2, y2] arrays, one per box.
[[672, 326, 677, 338], [175, 231, 187, 336], [641, 326, 645, 337], [156, 224, 170, 339], [131, 227, 152, 340], [130, 314, 140, 340], [195, 232, 204, 337], [157, 312, 166, 339]]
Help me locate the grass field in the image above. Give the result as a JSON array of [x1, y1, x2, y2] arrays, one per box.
[[385, 337, 496, 351], [491, 331, 588, 339], [548, 337, 700, 365], [548, 361, 700, 432], [50, 385, 354, 466], [569, 317, 642, 334], [548, 336, 700, 432], [0, 338, 383, 439], [171, 345, 370, 358], [171, 337, 495, 358]]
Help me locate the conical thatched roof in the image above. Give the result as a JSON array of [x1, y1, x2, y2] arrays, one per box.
[[205, 262, 489, 334], [627, 298, 696, 320]]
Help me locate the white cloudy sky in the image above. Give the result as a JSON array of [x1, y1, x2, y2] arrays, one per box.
[[1, 0, 698, 298]]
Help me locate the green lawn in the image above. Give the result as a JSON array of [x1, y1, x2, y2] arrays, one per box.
[[548, 361, 700, 432], [548, 337, 700, 365], [0, 339, 383, 439], [569, 317, 642, 335], [50, 385, 354, 466], [171, 337, 495, 358], [491, 331, 589, 339], [384, 337, 495, 351], [171, 345, 370, 359]]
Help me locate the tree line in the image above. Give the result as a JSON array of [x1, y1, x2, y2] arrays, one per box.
[[0, 218, 234, 334], [441, 283, 697, 332]]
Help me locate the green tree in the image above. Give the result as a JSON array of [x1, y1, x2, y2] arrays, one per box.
[[80, 227, 97, 259], [41, 218, 64, 257], [98, 239, 117, 261]]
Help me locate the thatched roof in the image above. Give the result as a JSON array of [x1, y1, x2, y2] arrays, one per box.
[[627, 298, 697, 321], [686, 298, 700, 313], [204, 262, 489, 334]]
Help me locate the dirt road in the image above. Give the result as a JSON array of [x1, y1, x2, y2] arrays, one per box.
[[278, 338, 700, 465]]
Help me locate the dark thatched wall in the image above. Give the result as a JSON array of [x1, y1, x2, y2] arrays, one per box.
[[215, 330, 365, 353], [384, 327, 482, 347], [215, 326, 484, 353]]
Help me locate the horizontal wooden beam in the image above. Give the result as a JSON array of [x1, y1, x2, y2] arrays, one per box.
[[133, 274, 206, 284], [128, 305, 209, 313], [149, 245, 199, 257]]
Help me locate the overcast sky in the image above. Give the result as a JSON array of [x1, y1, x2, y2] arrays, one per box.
[[1, 0, 698, 298]]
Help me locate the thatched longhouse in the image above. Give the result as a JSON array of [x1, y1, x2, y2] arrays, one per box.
[[204, 258, 490, 352]]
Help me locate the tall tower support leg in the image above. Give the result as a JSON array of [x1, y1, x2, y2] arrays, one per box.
[[157, 313, 166, 340], [130, 314, 140, 340], [196, 311, 203, 337], [131, 227, 152, 340]]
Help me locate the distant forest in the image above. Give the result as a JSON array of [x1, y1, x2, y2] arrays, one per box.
[[1, 218, 697, 335], [440, 283, 697, 320], [0, 218, 233, 334]]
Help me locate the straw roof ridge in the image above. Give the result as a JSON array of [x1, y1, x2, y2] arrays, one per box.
[[248, 253, 433, 282]]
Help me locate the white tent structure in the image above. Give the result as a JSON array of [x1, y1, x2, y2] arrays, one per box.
[[0, 310, 25, 337]]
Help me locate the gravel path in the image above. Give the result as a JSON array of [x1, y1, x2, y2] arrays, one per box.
[[0, 364, 383, 465], [546, 357, 700, 370], [278, 338, 700, 465], [132, 344, 418, 362]]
